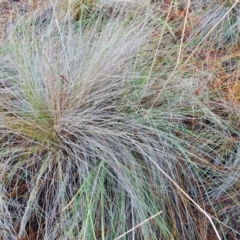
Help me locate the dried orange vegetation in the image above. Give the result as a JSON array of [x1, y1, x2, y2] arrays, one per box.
[[189, 43, 240, 106], [152, 0, 240, 108]]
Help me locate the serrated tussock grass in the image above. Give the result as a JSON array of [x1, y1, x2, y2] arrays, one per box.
[[0, 1, 240, 240]]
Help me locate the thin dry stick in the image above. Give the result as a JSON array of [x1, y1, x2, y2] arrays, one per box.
[[146, 0, 174, 83], [114, 210, 163, 240], [175, 0, 191, 66], [180, 0, 240, 67], [137, 0, 174, 109], [145, 154, 222, 240], [147, 0, 191, 112]]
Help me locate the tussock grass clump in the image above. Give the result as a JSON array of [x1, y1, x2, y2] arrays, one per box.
[[0, 1, 240, 240]]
